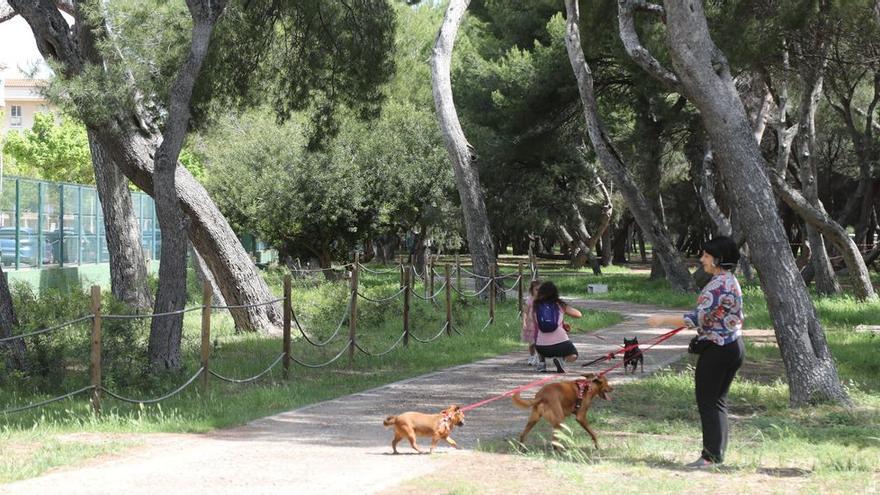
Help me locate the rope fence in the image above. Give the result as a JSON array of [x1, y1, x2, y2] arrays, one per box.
[[208, 354, 285, 384], [1, 257, 604, 417], [0, 314, 94, 343]]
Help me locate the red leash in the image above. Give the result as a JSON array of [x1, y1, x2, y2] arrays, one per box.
[[597, 326, 685, 376], [459, 326, 686, 413]]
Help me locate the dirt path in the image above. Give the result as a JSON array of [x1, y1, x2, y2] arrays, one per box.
[[0, 300, 690, 495]]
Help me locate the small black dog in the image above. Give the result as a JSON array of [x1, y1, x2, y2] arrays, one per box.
[[622, 337, 643, 373]]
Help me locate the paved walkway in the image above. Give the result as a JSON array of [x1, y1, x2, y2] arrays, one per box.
[[1, 299, 691, 495]]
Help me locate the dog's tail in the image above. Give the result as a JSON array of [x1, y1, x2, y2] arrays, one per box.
[[383, 415, 397, 427], [511, 392, 538, 409]]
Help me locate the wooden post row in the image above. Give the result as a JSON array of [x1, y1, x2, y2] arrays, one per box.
[[517, 262, 524, 315], [403, 267, 411, 347], [90, 285, 102, 416], [489, 264, 496, 323], [201, 283, 212, 393], [348, 254, 360, 368], [283, 275, 292, 380], [445, 264, 452, 336]]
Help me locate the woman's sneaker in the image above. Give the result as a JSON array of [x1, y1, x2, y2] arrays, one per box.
[[536, 361, 548, 372], [527, 355, 537, 366]]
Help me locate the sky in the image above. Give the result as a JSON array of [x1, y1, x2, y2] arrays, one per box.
[[0, 15, 65, 79]]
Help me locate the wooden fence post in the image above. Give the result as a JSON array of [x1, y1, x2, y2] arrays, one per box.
[[489, 264, 496, 323], [201, 282, 212, 394], [283, 275, 291, 380], [89, 285, 102, 416], [348, 254, 360, 368], [445, 264, 452, 335], [455, 253, 461, 290], [399, 263, 404, 289], [403, 267, 411, 347], [428, 257, 435, 301], [517, 262, 524, 315]]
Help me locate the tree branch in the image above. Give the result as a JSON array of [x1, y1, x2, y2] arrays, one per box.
[[617, 0, 680, 92], [0, 0, 17, 24]]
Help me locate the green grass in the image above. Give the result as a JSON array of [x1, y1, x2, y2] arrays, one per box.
[[0, 265, 621, 483], [477, 268, 880, 493]]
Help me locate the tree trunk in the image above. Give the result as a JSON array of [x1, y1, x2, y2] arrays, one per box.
[[10, 0, 281, 336], [612, 214, 632, 264], [0, 266, 28, 373], [431, 0, 496, 280], [600, 222, 613, 266], [88, 131, 153, 311], [189, 242, 225, 306], [664, 0, 850, 405], [149, 4, 227, 371], [794, 22, 840, 296], [563, 0, 694, 292], [768, 171, 877, 301]]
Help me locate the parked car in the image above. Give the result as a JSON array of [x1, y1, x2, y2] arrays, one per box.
[[0, 227, 60, 266]]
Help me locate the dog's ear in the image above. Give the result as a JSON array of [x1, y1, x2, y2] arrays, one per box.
[[449, 405, 460, 411], [580, 372, 596, 380]]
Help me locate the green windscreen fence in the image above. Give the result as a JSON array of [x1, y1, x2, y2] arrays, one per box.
[[0, 175, 161, 270]]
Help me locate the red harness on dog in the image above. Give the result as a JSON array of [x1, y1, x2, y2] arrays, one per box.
[[439, 411, 455, 432], [573, 379, 589, 413]]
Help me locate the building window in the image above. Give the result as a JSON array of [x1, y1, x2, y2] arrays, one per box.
[[10, 105, 22, 126]]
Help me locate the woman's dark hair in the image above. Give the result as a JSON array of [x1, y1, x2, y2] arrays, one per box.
[[534, 281, 565, 306], [703, 236, 740, 271]]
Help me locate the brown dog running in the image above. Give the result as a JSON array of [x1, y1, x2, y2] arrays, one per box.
[[512, 373, 613, 448], [383, 405, 465, 454]]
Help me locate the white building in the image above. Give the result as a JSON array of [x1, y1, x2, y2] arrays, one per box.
[[1, 77, 50, 132]]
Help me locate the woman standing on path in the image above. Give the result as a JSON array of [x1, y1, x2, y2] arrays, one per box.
[[533, 281, 581, 373], [647, 236, 745, 470]]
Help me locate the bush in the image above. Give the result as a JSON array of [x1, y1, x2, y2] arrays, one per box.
[[3, 283, 152, 394]]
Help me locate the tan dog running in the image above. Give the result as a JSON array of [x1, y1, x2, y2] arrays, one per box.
[[383, 404, 465, 454], [512, 373, 613, 448]]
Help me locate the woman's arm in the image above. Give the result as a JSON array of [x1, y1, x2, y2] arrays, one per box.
[[646, 314, 687, 328], [563, 305, 582, 318]]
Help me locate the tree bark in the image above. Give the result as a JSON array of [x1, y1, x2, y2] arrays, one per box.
[[0, 266, 28, 373], [189, 242, 225, 306], [663, 0, 850, 405], [795, 38, 840, 296], [9, 1, 281, 335], [563, 0, 695, 292], [612, 213, 633, 264], [430, 0, 496, 281], [88, 131, 153, 311], [148, 2, 228, 371]]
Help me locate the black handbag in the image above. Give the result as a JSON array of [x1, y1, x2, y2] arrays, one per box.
[[688, 336, 712, 355]]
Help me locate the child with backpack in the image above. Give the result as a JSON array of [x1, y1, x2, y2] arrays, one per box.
[[521, 280, 543, 366], [533, 281, 581, 373]]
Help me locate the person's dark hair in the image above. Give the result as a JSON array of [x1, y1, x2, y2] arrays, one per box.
[[528, 280, 542, 293], [703, 236, 740, 272], [534, 281, 566, 306]]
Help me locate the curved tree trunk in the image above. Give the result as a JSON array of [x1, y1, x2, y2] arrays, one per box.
[[563, 0, 694, 292], [88, 131, 153, 311], [430, 0, 496, 281], [149, 6, 227, 371], [9, 0, 281, 337], [189, 242, 225, 306], [768, 172, 876, 301], [664, 0, 850, 405]]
